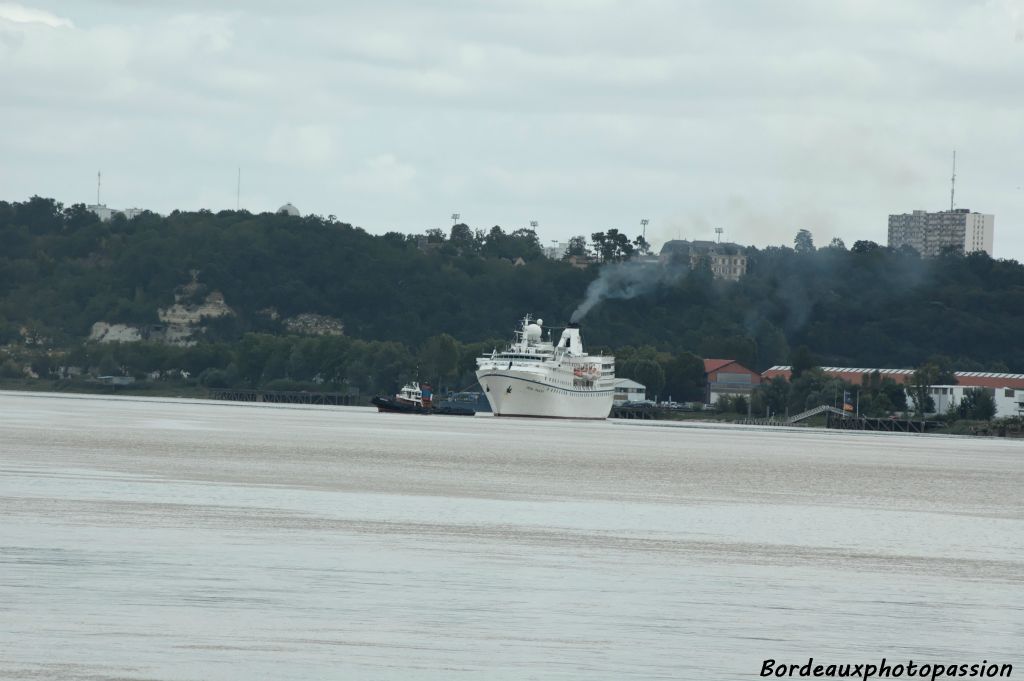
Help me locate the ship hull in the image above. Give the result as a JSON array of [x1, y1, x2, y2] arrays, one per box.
[[372, 396, 475, 416], [371, 396, 429, 414], [476, 370, 614, 419]]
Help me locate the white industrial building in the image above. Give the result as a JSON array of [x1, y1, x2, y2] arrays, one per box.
[[887, 209, 994, 257], [612, 378, 647, 405], [918, 385, 1023, 419]]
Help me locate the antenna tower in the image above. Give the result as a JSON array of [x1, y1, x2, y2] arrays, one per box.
[[950, 150, 956, 212], [640, 218, 649, 240], [97, 171, 101, 205], [236, 167, 241, 211], [714, 227, 724, 243]]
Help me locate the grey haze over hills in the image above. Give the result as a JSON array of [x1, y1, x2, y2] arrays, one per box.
[[1, 0, 1022, 259]]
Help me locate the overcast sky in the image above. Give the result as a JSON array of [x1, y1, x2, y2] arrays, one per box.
[[2, 0, 1022, 257]]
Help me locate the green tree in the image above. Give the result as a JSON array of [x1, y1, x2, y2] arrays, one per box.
[[481, 225, 509, 259], [958, 388, 996, 421], [791, 370, 850, 412], [0, 358, 22, 378], [30, 353, 53, 378], [633, 235, 651, 256], [591, 231, 614, 263], [851, 240, 880, 254], [789, 345, 816, 380], [619, 358, 664, 400], [756, 377, 790, 416], [507, 228, 544, 260], [794, 229, 815, 254], [909, 363, 938, 415], [286, 343, 311, 381], [662, 352, 705, 402], [418, 334, 460, 387], [924, 355, 957, 385], [564, 235, 589, 258], [590, 229, 634, 263], [200, 368, 229, 388], [448, 223, 478, 254], [97, 352, 120, 376], [753, 321, 789, 370], [450, 223, 473, 243]]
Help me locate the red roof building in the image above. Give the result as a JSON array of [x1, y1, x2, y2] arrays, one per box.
[[761, 366, 1024, 390], [704, 358, 761, 405]]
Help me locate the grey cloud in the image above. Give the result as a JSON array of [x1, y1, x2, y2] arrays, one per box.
[[1, 0, 1022, 259]]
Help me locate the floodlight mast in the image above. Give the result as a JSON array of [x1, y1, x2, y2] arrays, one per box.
[[451, 212, 460, 225], [715, 227, 724, 243]]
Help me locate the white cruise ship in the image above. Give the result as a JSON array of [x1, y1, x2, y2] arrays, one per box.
[[476, 315, 616, 419]]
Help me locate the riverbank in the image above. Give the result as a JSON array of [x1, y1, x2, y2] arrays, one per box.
[[0, 377, 211, 399], [4, 380, 1016, 435]]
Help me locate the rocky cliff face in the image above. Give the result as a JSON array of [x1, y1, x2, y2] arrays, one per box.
[[89, 323, 144, 343], [283, 313, 344, 336], [91, 282, 235, 345], [158, 292, 233, 327]]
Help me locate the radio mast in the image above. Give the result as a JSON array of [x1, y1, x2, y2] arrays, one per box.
[[950, 150, 956, 211]]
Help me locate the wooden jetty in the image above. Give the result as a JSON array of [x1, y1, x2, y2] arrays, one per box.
[[208, 388, 356, 406]]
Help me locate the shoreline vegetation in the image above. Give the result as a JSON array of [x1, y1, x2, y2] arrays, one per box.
[[2, 196, 1023, 434]]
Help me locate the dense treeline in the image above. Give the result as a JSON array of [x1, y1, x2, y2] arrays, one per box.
[[2, 197, 1024, 398]]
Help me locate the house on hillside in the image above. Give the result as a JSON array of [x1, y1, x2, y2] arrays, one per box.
[[704, 358, 761, 404], [566, 254, 596, 269], [659, 240, 747, 280]]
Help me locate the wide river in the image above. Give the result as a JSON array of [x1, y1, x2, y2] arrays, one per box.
[[1, 392, 1022, 680]]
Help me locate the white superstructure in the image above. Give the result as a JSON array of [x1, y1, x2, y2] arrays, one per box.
[[476, 315, 616, 419]]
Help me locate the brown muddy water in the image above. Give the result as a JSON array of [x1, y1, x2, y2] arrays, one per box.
[[1, 392, 1022, 680]]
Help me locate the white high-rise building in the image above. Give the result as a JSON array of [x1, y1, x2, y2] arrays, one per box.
[[887, 209, 994, 257]]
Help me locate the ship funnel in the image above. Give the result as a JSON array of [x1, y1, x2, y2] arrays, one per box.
[[558, 323, 583, 355]]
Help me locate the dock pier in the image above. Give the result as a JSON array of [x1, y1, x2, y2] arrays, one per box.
[[208, 388, 357, 406]]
